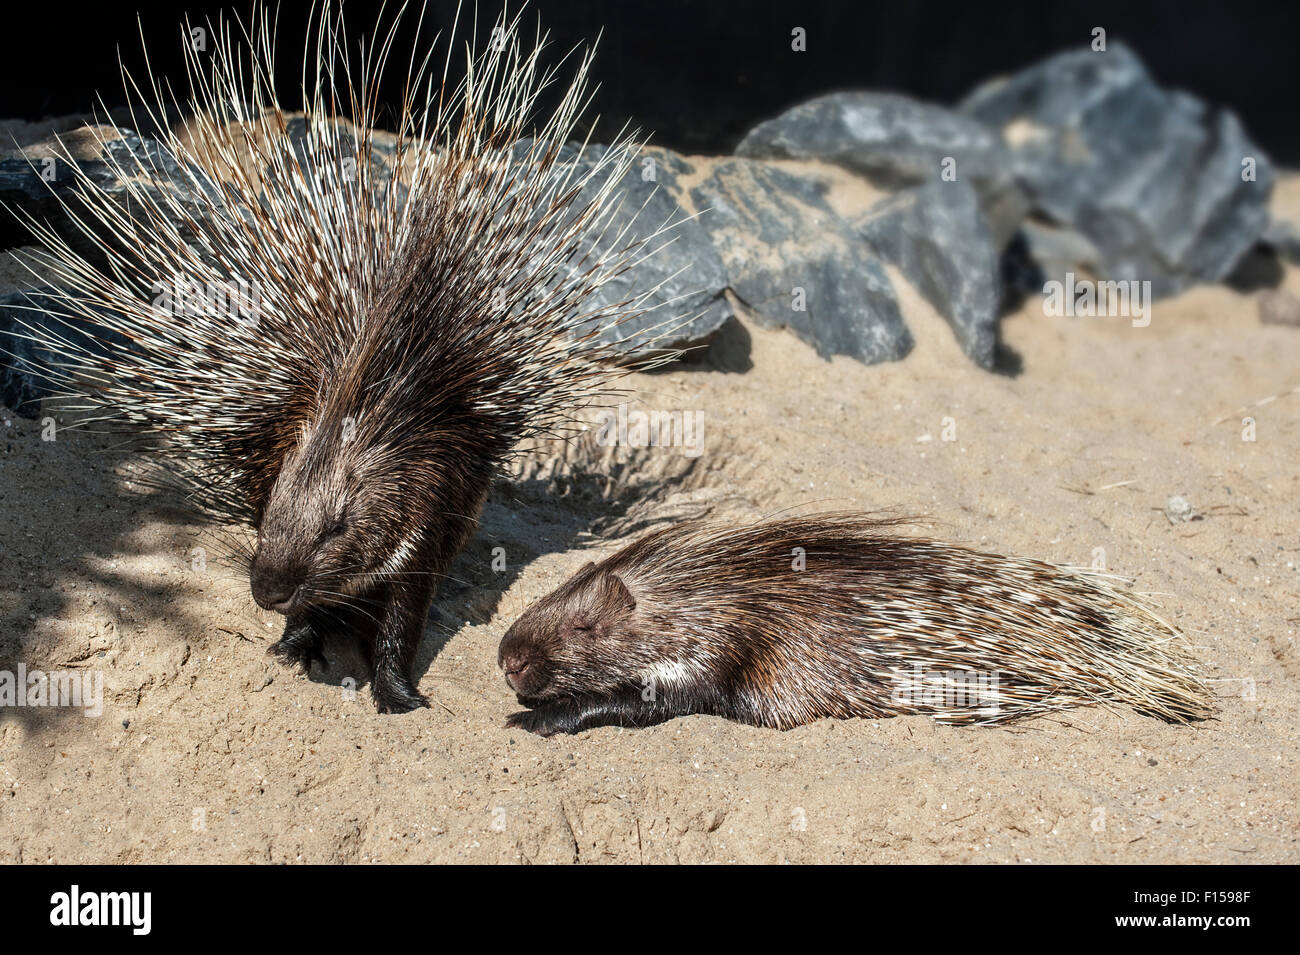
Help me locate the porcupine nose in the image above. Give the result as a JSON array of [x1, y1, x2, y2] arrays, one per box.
[[500, 653, 532, 691], [250, 560, 304, 613]]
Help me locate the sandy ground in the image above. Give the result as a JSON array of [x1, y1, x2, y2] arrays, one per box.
[[1, 245, 1298, 862]]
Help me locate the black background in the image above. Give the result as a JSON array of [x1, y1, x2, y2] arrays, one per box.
[[2, 866, 1278, 937], [0, 0, 1297, 162]]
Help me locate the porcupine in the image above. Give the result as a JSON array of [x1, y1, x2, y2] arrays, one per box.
[[7, 3, 678, 712], [496, 515, 1214, 735]]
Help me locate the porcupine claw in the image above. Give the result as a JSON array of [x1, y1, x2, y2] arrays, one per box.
[[372, 692, 429, 715], [18, 3, 685, 719], [505, 702, 590, 737], [505, 709, 563, 737], [506, 693, 677, 736], [267, 640, 328, 674], [268, 617, 328, 675], [370, 674, 430, 715]]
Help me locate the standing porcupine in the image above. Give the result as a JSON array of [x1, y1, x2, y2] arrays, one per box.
[[7, 3, 677, 712], [497, 515, 1214, 735]]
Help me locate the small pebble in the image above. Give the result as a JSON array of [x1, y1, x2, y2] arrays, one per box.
[[1164, 495, 1201, 524], [1258, 289, 1300, 327]]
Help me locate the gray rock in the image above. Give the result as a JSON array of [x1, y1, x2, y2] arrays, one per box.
[[856, 180, 1001, 369], [530, 143, 732, 354], [1264, 216, 1300, 264], [1017, 220, 1103, 284], [0, 127, 214, 264], [0, 110, 144, 156], [1, 287, 77, 416], [690, 158, 911, 363], [1, 243, 55, 415], [736, 91, 1028, 248], [1, 271, 143, 417], [962, 43, 1275, 296], [0, 129, 229, 415], [5, 127, 729, 370], [0, 291, 41, 414]]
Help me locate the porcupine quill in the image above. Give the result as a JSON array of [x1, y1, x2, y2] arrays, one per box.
[[5, 1, 685, 712], [498, 515, 1215, 735]]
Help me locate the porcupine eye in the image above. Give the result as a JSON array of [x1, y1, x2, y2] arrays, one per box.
[[322, 512, 348, 542]]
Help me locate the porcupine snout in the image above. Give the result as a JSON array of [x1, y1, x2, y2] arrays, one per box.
[[249, 551, 306, 613], [248, 430, 353, 617], [500, 655, 532, 691], [498, 646, 536, 692], [498, 627, 548, 697]]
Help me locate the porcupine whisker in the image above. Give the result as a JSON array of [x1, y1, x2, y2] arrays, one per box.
[[307, 588, 387, 614], [346, 569, 474, 584], [495, 514, 1214, 735], [304, 592, 385, 628], [309, 603, 405, 646], [10, 1, 695, 714], [330, 564, 477, 590]]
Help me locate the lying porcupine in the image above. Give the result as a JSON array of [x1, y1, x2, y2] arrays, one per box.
[[497, 515, 1214, 735], [8, 3, 678, 712]]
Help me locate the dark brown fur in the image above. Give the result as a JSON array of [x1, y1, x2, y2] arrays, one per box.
[[249, 190, 550, 711], [497, 516, 1214, 735], [11, 6, 661, 714]]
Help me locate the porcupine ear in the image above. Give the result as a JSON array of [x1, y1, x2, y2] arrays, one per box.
[[595, 573, 636, 613]]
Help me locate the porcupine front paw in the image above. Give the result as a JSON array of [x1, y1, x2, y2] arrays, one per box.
[[506, 692, 681, 735], [268, 617, 328, 674], [371, 669, 430, 714], [505, 703, 581, 737]]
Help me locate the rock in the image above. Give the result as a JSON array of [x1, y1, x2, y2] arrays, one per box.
[[962, 43, 1275, 296], [1163, 495, 1201, 524], [1, 270, 135, 418], [689, 157, 911, 363], [5, 126, 729, 364], [1223, 243, 1284, 293], [1, 243, 57, 415], [1263, 217, 1300, 263], [0, 111, 143, 157], [1, 287, 72, 416], [856, 180, 1001, 369], [736, 91, 1028, 248], [1258, 289, 1300, 327], [0, 125, 210, 260], [1016, 221, 1103, 284], [0, 128, 225, 415], [531, 143, 732, 354], [999, 220, 1110, 302]]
